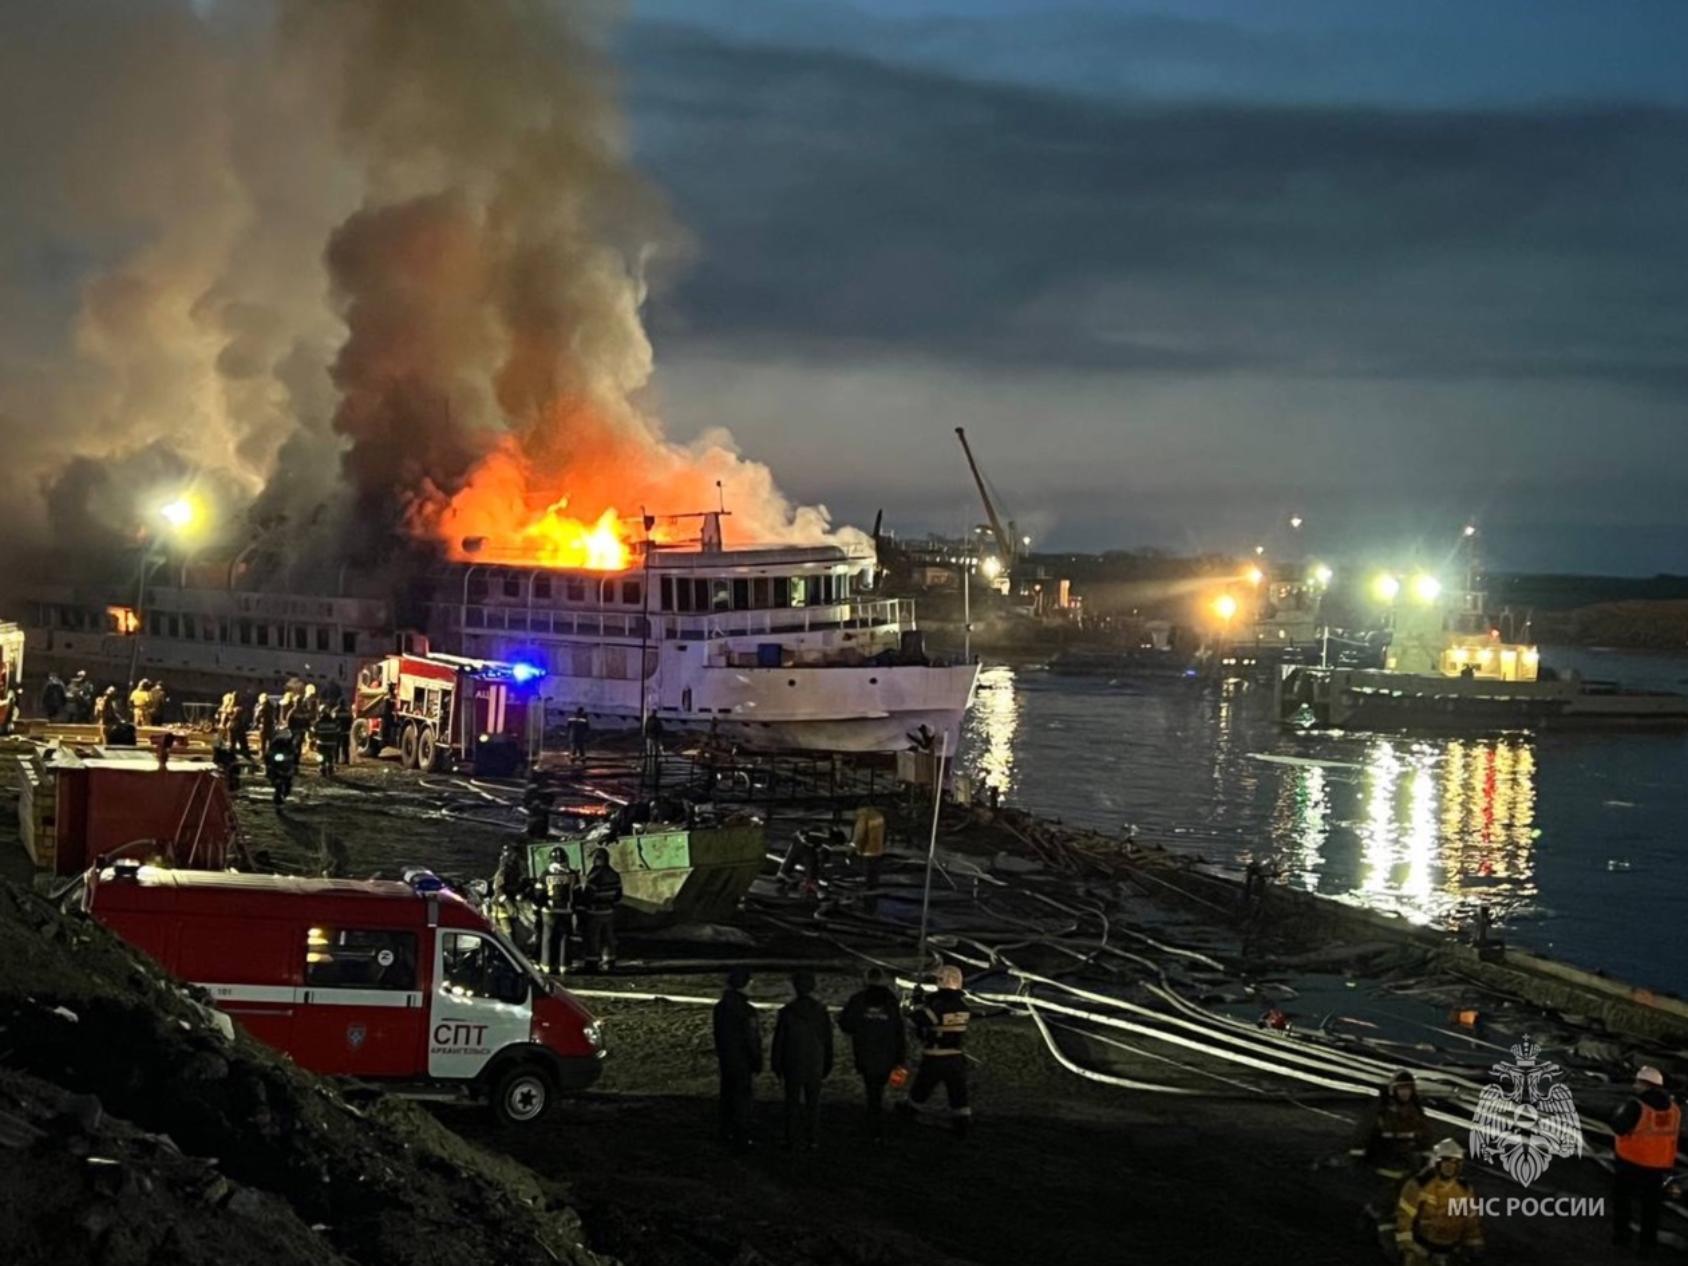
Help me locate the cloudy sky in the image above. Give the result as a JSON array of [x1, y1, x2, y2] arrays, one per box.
[[620, 0, 1688, 573]]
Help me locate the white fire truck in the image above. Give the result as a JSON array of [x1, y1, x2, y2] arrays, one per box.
[[352, 651, 543, 776]]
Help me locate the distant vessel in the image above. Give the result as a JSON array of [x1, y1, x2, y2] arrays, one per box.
[[1276, 575, 1688, 731]]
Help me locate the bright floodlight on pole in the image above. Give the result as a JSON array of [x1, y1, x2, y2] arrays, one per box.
[[1463, 523, 1478, 538], [1290, 515, 1303, 530], [1213, 593, 1238, 621], [1310, 563, 1333, 588], [980, 556, 1002, 580], [1372, 573, 1400, 603], [1412, 574, 1442, 603]]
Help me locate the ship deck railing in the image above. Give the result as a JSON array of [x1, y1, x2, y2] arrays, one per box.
[[458, 597, 913, 643]]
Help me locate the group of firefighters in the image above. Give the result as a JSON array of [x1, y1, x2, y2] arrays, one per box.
[[1356, 1065, 1681, 1260], [710, 962, 972, 1153], [490, 841, 626, 975]]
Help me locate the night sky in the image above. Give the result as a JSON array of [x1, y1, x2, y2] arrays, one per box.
[[622, 0, 1688, 574]]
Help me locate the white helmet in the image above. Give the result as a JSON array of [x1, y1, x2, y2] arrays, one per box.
[[1430, 1138, 1466, 1162], [1636, 1066, 1665, 1087], [935, 965, 964, 990]]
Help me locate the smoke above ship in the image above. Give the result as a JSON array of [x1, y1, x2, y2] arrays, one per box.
[[0, 0, 851, 583]]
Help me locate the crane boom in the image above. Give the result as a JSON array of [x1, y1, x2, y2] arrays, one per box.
[[954, 427, 1014, 565]]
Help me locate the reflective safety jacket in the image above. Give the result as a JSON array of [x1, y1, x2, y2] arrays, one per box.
[[913, 987, 970, 1056], [1615, 1091, 1681, 1170], [542, 864, 577, 911], [582, 864, 623, 915], [1396, 1171, 1484, 1252]]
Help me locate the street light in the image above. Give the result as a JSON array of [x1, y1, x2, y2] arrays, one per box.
[[1309, 563, 1333, 588], [128, 494, 205, 689], [1246, 565, 1264, 586], [1213, 593, 1239, 621], [980, 556, 1003, 580], [1412, 574, 1442, 603], [160, 496, 199, 531], [1462, 524, 1477, 538], [1289, 515, 1303, 530], [1371, 573, 1400, 603]]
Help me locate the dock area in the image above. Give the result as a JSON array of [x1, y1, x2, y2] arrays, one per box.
[[5, 736, 1682, 1263]]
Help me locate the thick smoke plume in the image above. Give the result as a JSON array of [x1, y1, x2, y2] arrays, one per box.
[[0, 0, 855, 594]]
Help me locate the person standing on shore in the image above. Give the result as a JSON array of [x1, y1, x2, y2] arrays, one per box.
[[579, 847, 623, 972], [254, 691, 276, 757], [713, 967, 762, 1152], [771, 970, 833, 1150], [567, 706, 590, 762], [903, 964, 972, 1136], [837, 967, 906, 1139], [1611, 1065, 1680, 1252]]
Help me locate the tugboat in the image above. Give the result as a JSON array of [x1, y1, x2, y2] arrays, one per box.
[[1276, 570, 1688, 731]]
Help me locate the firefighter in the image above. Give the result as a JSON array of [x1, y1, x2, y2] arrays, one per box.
[[568, 705, 590, 762], [314, 703, 342, 776], [254, 691, 276, 757], [837, 966, 907, 1139], [129, 679, 153, 726], [713, 966, 762, 1151], [0, 681, 19, 735], [94, 686, 122, 744], [490, 843, 528, 939], [903, 964, 972, 1136], [1354, 1070, 1433, 1174], [523, 782, 554, 839], [229, 691, 255, 763], [771, 969, 833, 1150], [292, 683, 319, 755], [1395, 1138, 1485, 1263], [377, 684, 398, 755], [538, 847, 578, 975], [67, 672, 93, 722], [335, 699, 352, 766], [1612, 1065, 1681, 1251], [579, 846, 623, 972], [147, 679, 167, 726], [39, 672, 66, 722]]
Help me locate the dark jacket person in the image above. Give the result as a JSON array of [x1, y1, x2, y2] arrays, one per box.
[[838, 967, 907, 1136], [713, 967, 762, 1150], [771, 969, 833, 1149]]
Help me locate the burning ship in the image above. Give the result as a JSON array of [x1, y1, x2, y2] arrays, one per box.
[[17, 507, 978, 754]]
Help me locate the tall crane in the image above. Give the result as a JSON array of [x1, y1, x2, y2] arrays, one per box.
[[955, 427, 1017, 570]]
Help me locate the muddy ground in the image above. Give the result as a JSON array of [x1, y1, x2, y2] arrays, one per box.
[[0, 747, 1662, 1264]]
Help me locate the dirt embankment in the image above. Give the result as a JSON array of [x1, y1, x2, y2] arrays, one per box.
[[0, 879, 601, 1266]]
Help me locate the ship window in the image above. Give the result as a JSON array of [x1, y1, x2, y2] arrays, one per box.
[[203, 619, 216, 642], [292, 626, 307, 651], [166, 615, 181, 639], [565, 579, 584, 603], [693, 579, 710, 611], [661, 577, 674, 611], [238, 620, 252, 646], [774, 577, 790, 607], [342, 631, 358, 655], [506, 615, 527, 632], [439, 932, 526, 1005], [752, 578, 770, 608], [711, 580, 731, 611], [533, 576, 552, 600], [256, 624, 270, 647], [675, 578, 693, 612], [603, 646, 627, 679], [575, 615, 599, 636], [622, 581, 641, 607], [305, 928, 417, 991], [502, 573, 521, 598], [838, 573, 850, 599], [732, 579, 749, 609], [572, 645, 595, 677], [315, 627, 329, 652], [465, 607, 484, 629], [467, 574, 488, 602], [788, 577, 806, 607]]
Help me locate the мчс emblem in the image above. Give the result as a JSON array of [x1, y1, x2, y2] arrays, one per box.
[[1470, 1036, 1581, 1187], [346, 1022, 368, 1051]]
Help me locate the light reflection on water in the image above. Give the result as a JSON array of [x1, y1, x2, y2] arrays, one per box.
[[959, 664, 1541, 928]]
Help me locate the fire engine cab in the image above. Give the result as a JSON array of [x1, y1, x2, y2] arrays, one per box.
[[353, 651, 543, 776], [84, 863, 602, 1124]]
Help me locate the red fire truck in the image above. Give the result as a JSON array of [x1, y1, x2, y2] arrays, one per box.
[[84, 862, 602, 1124], [352, 651, 543, 776]]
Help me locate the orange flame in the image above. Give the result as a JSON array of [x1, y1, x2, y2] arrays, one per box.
[[519, 501, 629, 571], [107, 605, 140, 635]]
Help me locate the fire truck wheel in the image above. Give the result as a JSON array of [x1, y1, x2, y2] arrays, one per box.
[[491, 1063, 553, 1125], [417, 726, 442, 773], [399, 724, 420, 769], [351, 719, 381, 758]]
